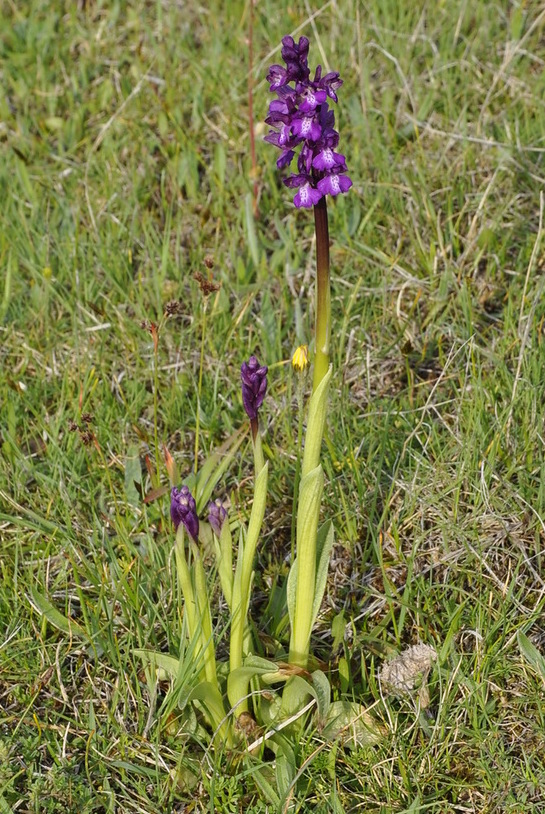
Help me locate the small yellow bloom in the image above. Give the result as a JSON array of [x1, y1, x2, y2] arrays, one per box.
[[292, 344, 309, 372]]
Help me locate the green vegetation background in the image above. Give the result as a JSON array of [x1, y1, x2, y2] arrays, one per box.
[[1, 0, 545, 811]]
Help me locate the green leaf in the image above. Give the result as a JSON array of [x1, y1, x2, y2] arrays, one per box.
[[280, 674, 315, 719], [251, 767, 280, 807], [276, 749, 296, 799], [331, 610, 346, 651], [0, 251, 13, 323], [133, 649, 182, 680], [310, 520, 335, 633], [124, 445, 142, 506], [311, 669, 331, 723], [244, 192, 259, 268], [517, 631, 545, 682], [321, 700, 384, 748], [339, 656, 350, 694], [192, 426, 246, 513], [0, 788, 15, 814], [286, 555, 297, 632], [510, 6, 524, 39], [227, 656, 285, 716], [301, 366, 332, 477], [185, 680, 230, 743], [287, 465, 324, 636], [242, 460, 269, 586], [28, 587, 91, 643], [214, 142, 226, 187]]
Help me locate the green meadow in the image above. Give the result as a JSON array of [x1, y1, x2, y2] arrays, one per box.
[[1, 1, 545, 811]]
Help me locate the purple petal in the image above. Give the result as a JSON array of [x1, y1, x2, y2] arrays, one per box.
[[293, 183, 323, 208], [316, 174, 353, 197], [277, 149, 295, 169], [267, 64, 288, 89], [283, 173, 310, 189], [299, 89, 327, 113], [292, 116, 322, 141], [312, 147, 347, 172]]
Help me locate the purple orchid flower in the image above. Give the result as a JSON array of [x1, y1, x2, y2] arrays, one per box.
[[265, 35, 352, 208]]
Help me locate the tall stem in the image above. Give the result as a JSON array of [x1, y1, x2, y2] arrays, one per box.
[[312, 196, 331, 392]]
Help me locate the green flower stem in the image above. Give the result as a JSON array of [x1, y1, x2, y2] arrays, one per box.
[[289, 464, 324, 667], [302, 365, 332, 478], [191, 541, 219, 689], [174, 528, 203, 677], [217, 521, 234, 611], [287, 366, 332, 669], [291, 373, 305, 562], [312, 196, 331, 393], [228, 457, 269, 715], [250, 418, 265, 472]]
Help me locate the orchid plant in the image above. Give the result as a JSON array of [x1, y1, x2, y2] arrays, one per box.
[[137, 36, 372, 769]]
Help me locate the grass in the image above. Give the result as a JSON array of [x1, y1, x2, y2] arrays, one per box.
[[1, 0, 545, 811]]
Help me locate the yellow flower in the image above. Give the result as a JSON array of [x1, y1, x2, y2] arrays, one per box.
[[292, 345, 309, 373]]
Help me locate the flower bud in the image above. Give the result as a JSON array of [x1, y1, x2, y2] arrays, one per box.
[[292, 344, 309, 372], [208, 498, 228, 537], [241, 355, 268, 420], [170, 485, 199, 542]]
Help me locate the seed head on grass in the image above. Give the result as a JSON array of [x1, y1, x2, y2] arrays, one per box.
[[171, 485, 199, 542], [265, 35, 352, 208]]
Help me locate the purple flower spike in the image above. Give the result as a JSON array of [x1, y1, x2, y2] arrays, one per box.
[[208, 499, 228, 537], [171, 485, 199, 542], [241, 355, 268, 420], [265, 35, 352, 207]]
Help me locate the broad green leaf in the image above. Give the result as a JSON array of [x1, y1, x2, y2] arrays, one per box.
[[517, 631, 545, 681], [228, 656, 285, 703], [228, 658, 283, 718], [276, 749, 295, 799], [124, 445, 142, 506], [133, 649, 182, 680], [0, 795, 15, 814], [242, 461, 269, 587], [311, 670, 331, 723], [339, 656, 350, 694], [510, 6, 524, 39], [399, 797, 422, 814], [183, 681, 231, 745], [286, 555, 297, 632], [331, 610, 346, 651], [28, 587, 90, 642], [310, 520, 335, 633], [289, 465, 324, 661], [321, 700, 384, 748], [280, 674, 315, 719], [251, 767, 280, 807]]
